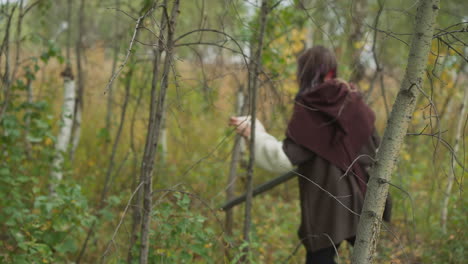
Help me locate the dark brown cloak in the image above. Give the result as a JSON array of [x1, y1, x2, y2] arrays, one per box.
[[282, 79, 391, 252], [286, 79, 375, 194]]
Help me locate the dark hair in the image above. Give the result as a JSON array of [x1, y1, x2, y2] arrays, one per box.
[[296, 46, 337, 97]]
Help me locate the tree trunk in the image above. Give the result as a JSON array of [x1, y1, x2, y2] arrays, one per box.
[[106, 0, 121, 142], [51, 67, 76, 184], [25, 78, 33, 155], [70, 0, 85, 161], [441, 83, 467, 233], [13, 0, 31, 155], [76, 67, 133, 264], [225, 87, 246, 235], [101, 68, 132, 206], [365, 0, 383, 104], [0, 4, 17, 122], [160, 117, 168, 162], [127, 70, 148, 264], [76, 3, 147, 262], [347, 0, 367, 84], [139, 1, 180, 263], [351, 1, 440, 263], [66, 0, 72, 62], [242, 0, 270, 260], [12, 0, 24, 82]]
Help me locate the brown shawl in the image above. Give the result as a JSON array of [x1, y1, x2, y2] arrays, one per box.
[[286, 79, 375, 193]]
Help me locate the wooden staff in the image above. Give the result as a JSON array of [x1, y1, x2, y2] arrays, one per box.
[[220, 170, 297, 211]]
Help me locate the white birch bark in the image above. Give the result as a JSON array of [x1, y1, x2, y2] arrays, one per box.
[[441, 83, 468, 233], [351, 1, 440, 263], [51, 74, 76, 182], [70, 107, 82, 160]]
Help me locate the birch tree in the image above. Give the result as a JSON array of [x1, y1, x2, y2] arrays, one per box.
[[49, 0, 78, 187], [50, 67, 75, 185], [352, 1, 441, 263]]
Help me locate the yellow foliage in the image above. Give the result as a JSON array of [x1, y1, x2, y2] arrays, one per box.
[[44, 137, 53, 146], [353, 40, 365, 50], [402, 151, 411, 161], [155, 248, 166, 255], [204, 243, 212, 248], [360, 82, 370, 92]]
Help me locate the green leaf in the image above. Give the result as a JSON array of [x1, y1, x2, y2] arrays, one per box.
[[54, 237, 76, 254], [0, 168, 10, 176], [26, 135, 43, 143]]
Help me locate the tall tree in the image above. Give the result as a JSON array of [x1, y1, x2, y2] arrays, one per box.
[[347, 0, 367, 84], [242, 0, 270, 260], [105, 0, 122, 145], [0, 3, 17, 121], [351, 1, 441, 263], [50, 67, 75, 187], [127, 69, 148, 264], [49, 0, 78, 189], [70, 0, 85, 160], [139, 1, 180, 263]]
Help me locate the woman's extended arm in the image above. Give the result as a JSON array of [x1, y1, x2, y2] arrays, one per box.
[[253, 130, 294, 173], [229, 116, 293, 173]]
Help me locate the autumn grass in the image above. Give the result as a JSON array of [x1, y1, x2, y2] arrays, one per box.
[[30, 40, 468, 263]]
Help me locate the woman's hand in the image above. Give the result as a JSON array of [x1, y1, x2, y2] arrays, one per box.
[[229, 116, 251, 138]]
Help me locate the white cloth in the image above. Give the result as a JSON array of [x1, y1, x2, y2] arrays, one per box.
[[236, 116, 293, 173], [253, 130, 294, 174]]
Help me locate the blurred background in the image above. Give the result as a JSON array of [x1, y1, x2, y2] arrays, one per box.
[[0, 0, 466, 263]]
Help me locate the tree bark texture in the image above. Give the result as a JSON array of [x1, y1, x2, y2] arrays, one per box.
[[25, 78, 33, 155], [243, 0, 270, 259], [139, 1, 180, 263], [12, 0, 24, 82], [351, 1, 440, 263], [106, 0, 121, 140], [70, 0, 85, 160], [440, 82, 467, 233], [347, 0, 367, 84], [347, 0, 367, 83], [51, 69, 76, 183], [225, 87, 246, 237], [76, 65, 133, 264], [128, 5, 165, 264], [127, 70, 147, 264], [0, 5, 17, 122]]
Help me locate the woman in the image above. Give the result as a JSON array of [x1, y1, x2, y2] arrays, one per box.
[[229, 46, 391, 264]]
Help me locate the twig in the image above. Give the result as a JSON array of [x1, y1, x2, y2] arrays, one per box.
[[103, 9, 152, 95], [101, 183, 144, 260]]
